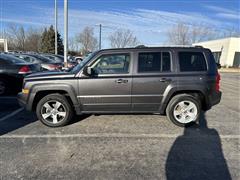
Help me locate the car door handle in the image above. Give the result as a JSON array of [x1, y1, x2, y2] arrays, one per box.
[[159, 78, 172, 82], [115, 79, 128, 83]]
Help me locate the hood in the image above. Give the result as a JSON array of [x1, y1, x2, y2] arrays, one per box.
[[25, 71, 76, 81]]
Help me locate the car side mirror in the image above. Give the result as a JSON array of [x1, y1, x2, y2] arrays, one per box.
[[83, 66, 93, 76]]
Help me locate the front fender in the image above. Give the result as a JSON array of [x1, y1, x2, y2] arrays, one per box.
[[27, 83, 78, 111]]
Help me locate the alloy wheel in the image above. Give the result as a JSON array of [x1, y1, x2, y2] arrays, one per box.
[[173, 100, 198, 124], [41, 100, 67, 124]]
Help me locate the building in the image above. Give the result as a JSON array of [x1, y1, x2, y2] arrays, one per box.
[[0, 39, 8, 52], [193, 37, 240, 67]]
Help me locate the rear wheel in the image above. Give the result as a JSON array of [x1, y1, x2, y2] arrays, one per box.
[[36, 94, 73, 127], [166, 94, 201, 127]]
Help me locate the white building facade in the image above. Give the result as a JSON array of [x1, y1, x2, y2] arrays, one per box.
[[193, 37, 240, 67], [0, 39, 8, 52]]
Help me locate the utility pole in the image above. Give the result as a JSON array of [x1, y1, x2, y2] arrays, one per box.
[[64, 0, 68, 67], [55, 0, 58, 55], [99, 24, 102, 50]]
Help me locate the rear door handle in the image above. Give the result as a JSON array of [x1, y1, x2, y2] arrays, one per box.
[[115, 79, 128, 83], [159, 78, 172, 82]]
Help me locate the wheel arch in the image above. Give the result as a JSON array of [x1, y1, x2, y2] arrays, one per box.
[[159, 86, 208, 114], [29, 84, 78, 112]]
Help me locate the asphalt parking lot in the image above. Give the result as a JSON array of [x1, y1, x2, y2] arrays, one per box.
[[0, 72, 239, 180]]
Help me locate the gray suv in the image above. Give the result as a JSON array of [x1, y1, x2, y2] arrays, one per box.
[[18, 47, 222, 127]]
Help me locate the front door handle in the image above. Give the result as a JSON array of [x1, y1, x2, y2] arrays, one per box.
[[115, 79, 128, 83], [159, 78, 172, 82]]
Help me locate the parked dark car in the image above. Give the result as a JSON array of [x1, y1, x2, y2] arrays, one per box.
[[0, 54, 41, 95], [18, 46, 221, 127], [41, 54, 78, 68], [13, 54, 62, 71], [41, 54, 64, 63]]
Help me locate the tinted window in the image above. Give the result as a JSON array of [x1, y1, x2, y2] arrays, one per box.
[[0, 54, 26, 64], [179, 52, 207, 72], [93, 54, 130, 74], [138, 52, 171, 72], [162, 52, 171, 72]]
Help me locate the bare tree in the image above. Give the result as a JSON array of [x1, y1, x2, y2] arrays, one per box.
[[4, 24, 45, 52], [6, 24, 26, 51], [167, 23, 190, 45], [221, 27, 240, 38], [167, 22, 215, 45], [25, 27, 42, 52], [69, 36, 80, 52], [77, 27, 98, 55], [109, 29, 139, 48]]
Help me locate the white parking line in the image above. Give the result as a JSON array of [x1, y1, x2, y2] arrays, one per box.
[[0, 133, 239, 139], [0, 107, 24, 122]]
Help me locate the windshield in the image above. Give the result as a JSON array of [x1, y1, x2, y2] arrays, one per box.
[[71, 51, 97, 73]]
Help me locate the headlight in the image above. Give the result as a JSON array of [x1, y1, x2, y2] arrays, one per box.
[[22, 89, 29, 94]]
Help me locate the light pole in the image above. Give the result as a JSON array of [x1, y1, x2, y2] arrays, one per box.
[[99, 24, 102, 50], [96, 24, 102, 50], [64, 0, 68, 67], [55, 0, 58, 55]]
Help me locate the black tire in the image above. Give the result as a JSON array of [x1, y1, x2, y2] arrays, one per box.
[[0, 79, 7, 96], [36, 93, 73, 127], [166, 94, 201, 127]]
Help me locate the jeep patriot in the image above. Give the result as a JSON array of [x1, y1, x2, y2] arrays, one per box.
[[18, 47, 222, 127]]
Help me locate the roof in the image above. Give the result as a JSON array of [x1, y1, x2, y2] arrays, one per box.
[[99, 45, 205, 52]]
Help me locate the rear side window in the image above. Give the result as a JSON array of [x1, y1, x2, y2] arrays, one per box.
[[138, 52, 171, 73], [179, 52, 207, 72]]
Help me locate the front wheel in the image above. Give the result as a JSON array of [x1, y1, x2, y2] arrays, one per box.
[[166, 94, 201, 127], [36, 94, 73, 127]]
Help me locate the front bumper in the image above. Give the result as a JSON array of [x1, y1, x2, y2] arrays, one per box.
[[17, 92, 27, 108]]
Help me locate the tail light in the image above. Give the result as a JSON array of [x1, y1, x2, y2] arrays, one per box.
[[19, 65, 31, 74], [215, 72, 221, 92], [48, 64, 59, 70]]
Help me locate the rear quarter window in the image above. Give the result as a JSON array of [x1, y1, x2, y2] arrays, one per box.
[[178, 52, 207, 72]]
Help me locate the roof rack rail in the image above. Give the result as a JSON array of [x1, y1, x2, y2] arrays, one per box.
[[194, 45, 204, 48], [145, 45, 202, 48], [135, 45, 147, 48]]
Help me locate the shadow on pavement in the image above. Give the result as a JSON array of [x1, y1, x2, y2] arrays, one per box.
[[0, 112, 37, 135], [0, 107, 90, 135], [69, 114, 91, 125], [165, 113, 231, 180]]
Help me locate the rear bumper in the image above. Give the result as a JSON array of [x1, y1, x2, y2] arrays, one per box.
[[210, 91, 222, 106]]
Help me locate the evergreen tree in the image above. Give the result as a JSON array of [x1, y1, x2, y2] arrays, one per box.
[[40, 25, 64, 55]]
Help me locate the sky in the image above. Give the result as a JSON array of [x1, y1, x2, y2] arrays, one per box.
[[0, 0, 239, 48]]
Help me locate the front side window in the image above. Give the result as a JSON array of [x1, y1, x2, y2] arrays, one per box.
[[179, 52, 207, 72], [93, 54, 130, 74], [138, 52, 171, 73]]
